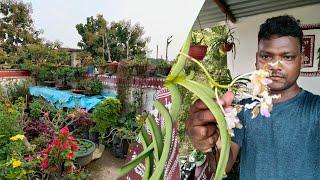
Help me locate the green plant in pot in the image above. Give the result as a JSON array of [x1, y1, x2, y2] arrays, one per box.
[[90, 98, 121, 142], [94, 57, 107, 74], [211, 27, 239, 53], [38, 66, 56, 87], [111, 111, 141, 158], [79, 79, 103, 96], [131, 54, 149, 76], [156, 59, 172, 76], [55, 67, 76, 90], [188, 30, 208, 61], [74, 139, 95, 166]]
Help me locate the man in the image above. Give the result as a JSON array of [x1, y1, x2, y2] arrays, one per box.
[[186, 15, 320, 179]]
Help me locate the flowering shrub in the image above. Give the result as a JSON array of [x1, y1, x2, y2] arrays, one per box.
[[40, 127, 78, 176], [0, 134, 40, 179], [68, 108, 92, 129]]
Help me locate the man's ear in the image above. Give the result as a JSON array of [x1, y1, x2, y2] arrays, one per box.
[[300, 54, 304, 69]]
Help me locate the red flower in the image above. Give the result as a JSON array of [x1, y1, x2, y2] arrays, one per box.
[[47, 144, 53, 152], [63, 142, 70, 149], [60, 127, 69, 134], [41, 158, 49, 169], [57, 145, 63, 151], [52, 138, 61, 145], [67, 136, 75, 141], [71, 144, 78, 151], [67, 152, 74, 160], [41, 149, 48, 155]]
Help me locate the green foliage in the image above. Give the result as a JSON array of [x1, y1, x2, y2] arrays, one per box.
[[3, 79, 31, 103], [0, 0, 41, 55], [55, 67, 76, 85], [76, 14, 149, 61], [29, 98, 57, 120], [0, 97, 24, 162], [90, 98, 121, 138], [38, 66, 56, 83], [0, 136, 40, 179], [78, 79, 103, 96]]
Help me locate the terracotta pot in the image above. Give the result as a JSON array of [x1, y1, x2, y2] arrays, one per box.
[[107, 62, 119, 74], [221, 42, 234, 52], [188, 45, 208, 61]]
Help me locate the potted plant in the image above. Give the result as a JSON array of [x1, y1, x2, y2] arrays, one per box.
[[94, 57, 107, 75], [156, 59, 172, 76], [38, 65, 56, 87], [89, 98, 121, 143], [74, 139, 95, 166], [81, 79, 103, 96], [55, 67, 76, 90], [111, 111, 140, 158], [189, 150, 206, 167], [188, 30, 208, 61], [131, 54, 149, 76], [211, 27, 239, 53]]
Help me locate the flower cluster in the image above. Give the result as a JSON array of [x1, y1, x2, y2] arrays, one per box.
[[40, 127, 78, 173], [245, 69, 280, 118]]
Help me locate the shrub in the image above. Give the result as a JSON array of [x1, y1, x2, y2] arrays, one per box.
[[29, 98, 57, 120], [90, 98, 121, 138]]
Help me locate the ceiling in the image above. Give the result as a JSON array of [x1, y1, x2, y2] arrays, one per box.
[[193, 0, 320, 29]]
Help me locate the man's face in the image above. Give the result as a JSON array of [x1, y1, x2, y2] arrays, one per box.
[[256, 36, 303, 92]]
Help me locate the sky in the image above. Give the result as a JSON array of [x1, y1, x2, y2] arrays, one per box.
[[23, 0, 205, 60]]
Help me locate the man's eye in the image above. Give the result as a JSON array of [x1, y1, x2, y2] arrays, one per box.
[[261, 55, 272, 60], [283, 56, 293, 61]]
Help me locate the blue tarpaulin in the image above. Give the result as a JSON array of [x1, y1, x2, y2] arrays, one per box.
[[29, 86, 116, 110]]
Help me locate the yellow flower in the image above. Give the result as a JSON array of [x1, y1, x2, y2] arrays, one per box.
[[12, 159, 22, 168], [10, 134, 25, 141]]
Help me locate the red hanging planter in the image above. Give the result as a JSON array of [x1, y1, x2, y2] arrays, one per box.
[[220, 42, 234, 53], [188, 45, 208, 61]]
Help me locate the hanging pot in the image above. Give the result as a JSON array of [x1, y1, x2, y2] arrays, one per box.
[[221, 42, 234, 53], [188, 45, 208, 61]]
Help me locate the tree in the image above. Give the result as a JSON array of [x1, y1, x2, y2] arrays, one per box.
[[109, 20, 149, 61], [76, 15, 149, 62], [0, 0, 41, 56], [76, 14, 107, 60]]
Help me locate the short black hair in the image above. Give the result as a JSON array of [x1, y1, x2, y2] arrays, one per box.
[[258, 15, 303, 50]]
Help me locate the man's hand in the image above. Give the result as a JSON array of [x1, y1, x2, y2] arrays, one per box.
[[185, 91, 234, 152]]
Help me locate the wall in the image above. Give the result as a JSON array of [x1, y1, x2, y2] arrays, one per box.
[[227, 4, 320, 95]]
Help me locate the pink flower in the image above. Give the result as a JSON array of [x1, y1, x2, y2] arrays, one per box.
[[60, 127, 69, 134], [43, 111, 49, 117]]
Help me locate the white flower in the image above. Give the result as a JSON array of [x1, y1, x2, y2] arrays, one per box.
[[224, 107, 242, 137]]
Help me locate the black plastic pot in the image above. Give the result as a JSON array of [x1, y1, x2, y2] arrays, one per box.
[[111, 135, 129, 158]]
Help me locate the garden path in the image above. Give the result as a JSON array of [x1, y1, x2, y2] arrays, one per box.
[[87, 148, 126, 180]]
